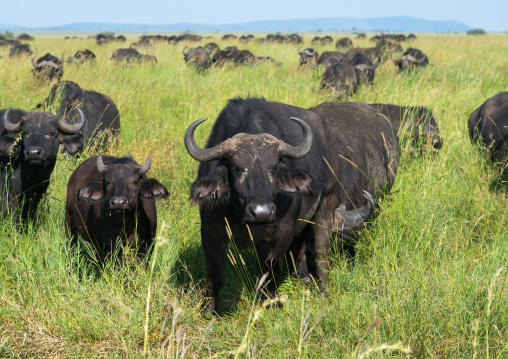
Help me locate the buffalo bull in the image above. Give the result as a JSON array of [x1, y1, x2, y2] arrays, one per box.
[[185, 97, 376, 314], [111, 48, 157, 63], [336, 37, 353, 50], [31, 53, 64, 81], [298, 48, 319, 68], [317, 51, 346, 66], [347, 53, 381, 84], [369, 104, 443, 150], [36, 81, 120, 152], [392, 48, 429, 70], [321, 62, 359, 97], [9, 44, 32, 57], [468, 92, 508, 163], [0, 107, 84, 222], [182, 46, 211, 69], [65, 155, 168, 256]]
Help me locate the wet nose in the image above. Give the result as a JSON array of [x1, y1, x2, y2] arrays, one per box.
[[245, 203, 276, 223], [109, 196, 128, 210], [25, 146, 44, 158]]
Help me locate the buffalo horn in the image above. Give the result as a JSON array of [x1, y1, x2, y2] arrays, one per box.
[[57, 106, 85, 134], [185, 118, 230, 162], [297, 47, 302, 55], [97, 155, 106, 175], [334, 191, 376, 231], [278, 117, 313, 159], [31, 55, 37, 67], [182, 46, 189, 56], [372, 57, 381, 69], [58, 55, 64, 68], [139, 155, 152, 175], [2, 106, 22, 133]]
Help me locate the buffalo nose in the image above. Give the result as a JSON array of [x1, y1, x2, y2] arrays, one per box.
[[109, 197, 128, 209], [25, 147, 44, 158], [246, 203, 276, 223]]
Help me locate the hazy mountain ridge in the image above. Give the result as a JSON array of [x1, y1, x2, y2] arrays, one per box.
[[0, 16, 472, 33]]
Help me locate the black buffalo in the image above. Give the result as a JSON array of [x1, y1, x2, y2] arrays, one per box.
[[347, 53, 381, 84], [392, 48, 429, 70], [65, 155, 168, 256], [298, 48, 319, 68], [0, 107, 84, 222], [111, 48, 157, 63], [36, 81, 120, 152], [468, 92, 508, 163], [74, 49, 96, 62], [9, 44, 32, 57], [31, 53, 64, 81], [369, 104, 443, 149], [321, 62, 359, 97], [185, 97, 376, 313], [286, 33, 303, 44], [182, 46, 211, 69], [335, 37, 353, 50]]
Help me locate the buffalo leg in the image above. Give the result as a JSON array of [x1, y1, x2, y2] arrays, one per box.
[[201, 229, 228, 315], [255, 241, 283, 308], [287, 234, 311, 285], [312, 195, 335, 296]]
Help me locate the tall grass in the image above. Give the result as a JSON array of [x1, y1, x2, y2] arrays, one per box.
[[0, 33, 507, 357]]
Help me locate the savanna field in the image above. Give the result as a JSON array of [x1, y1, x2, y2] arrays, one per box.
[[0, 33, 507, 358]]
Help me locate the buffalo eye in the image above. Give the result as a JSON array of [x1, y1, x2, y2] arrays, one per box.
[[49, 129, 57, 137]]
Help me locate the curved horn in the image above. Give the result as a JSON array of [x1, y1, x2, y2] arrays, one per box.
[[139, 155, 152, 175], [185, 118, 230, 162], [2, 106, 22, 133], [371, 56, 381, 69], [57, 106, 85, 134], [334, 191, 376, 231], [297, 46, 302, 55], [97, 155, 107, 176], [182, 46, 189, 56], [31, 55, 37, 67], [278, 117, 313, 159], [58, 55, 64, 68], [390, 50, 398, 64]]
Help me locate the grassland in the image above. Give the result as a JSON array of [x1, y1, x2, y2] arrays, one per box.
[[0, 33, 507, 358]]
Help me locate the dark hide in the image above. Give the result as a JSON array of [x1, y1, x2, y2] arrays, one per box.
[[37, 81, 120, 153], [468, 92, 508, 163], [31, 53, 63, 81], [347, 53, 380, 84], [65, 155, 168, 256], [335, 37, 353, 50], [298, 48, 319, 68], [392, 48, 429, 71], [182, 46, 211, 69], [187, 97, 339, 314], [370, 104, 443, 150], [317, 51, 346, 66], [321, 62, 359, 97], [111, 48, 155, 63], [0, 109, 83, 222]]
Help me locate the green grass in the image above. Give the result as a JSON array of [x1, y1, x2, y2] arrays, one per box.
[[0, 33, 507, 358]]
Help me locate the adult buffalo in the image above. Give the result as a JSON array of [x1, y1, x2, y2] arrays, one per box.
[[185, 97, 376, 313], [182, 46, 211, 69], [347, 53, 381, 84], [31, 53, 64, 81], [9, 44, 32, 57], [65, 155, 168, 256], [36, 81, 120, 152], [74, 49, 96, 62], [468, 92, 508, 163], [392, 48, 429, 70], [336, 37, 353, 50], [111, 48, 156, 63], [369, 104, 443, 149], [0, 107, 84, 222], [298, 48, 319, 68], [321, 62, 359, 97]]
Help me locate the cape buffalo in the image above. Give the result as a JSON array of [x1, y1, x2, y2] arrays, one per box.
[[0, 107, 84, 223], [298, 48, 319, 68], [321, 62, 359, 97], [31, 53, 64, 81], [182, 46, 211, 69], [468, 92, 508, 163], [317, 51, 346, 66], [392, 48, 429, 70], [336, 37, 353, 50], [9, 44, 32, 57], [74, 49, 96, 62], [347, 53, 381, 84], [369, 104, 443, 150], [185, 97, 376, 313], [36, 81, 120, 152], [111, 48, 157, 63], [65, 155, 168, 256], [287, 33, 303, 44]]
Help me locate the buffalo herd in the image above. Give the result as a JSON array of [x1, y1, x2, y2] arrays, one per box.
[[0, 31, 505, 316]]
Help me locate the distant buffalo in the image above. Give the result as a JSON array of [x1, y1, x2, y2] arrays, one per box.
[[298, 48, 319, 68], [31, 53, 64, 81], [182, 46, 211, 69], [335, 37, 353, 50], [392, 48, 428, 70], [111, 48, 157, 63], [9, 44, 32, 57], [347, 53, 381, 84], [321, 62, 358, 97]]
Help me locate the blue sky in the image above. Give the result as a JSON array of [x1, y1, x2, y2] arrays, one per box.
[[3, 0, 506, 32]]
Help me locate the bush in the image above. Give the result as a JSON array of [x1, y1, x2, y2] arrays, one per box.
[[467, 28, 487, 35]]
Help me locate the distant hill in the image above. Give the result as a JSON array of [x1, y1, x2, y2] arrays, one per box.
[[1, 16, 472, 33]]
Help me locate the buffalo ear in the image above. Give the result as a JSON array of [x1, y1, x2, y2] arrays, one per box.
[[190, 165, 230, 208], [78, 181, 105, 201], [140, 178, 168, 199], [277, 163, 311, 193], [0, 135, 20, 158], [60, 133, 84, 155]]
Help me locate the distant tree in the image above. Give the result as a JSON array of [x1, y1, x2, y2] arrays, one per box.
[[467, 28, 486, 35]]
